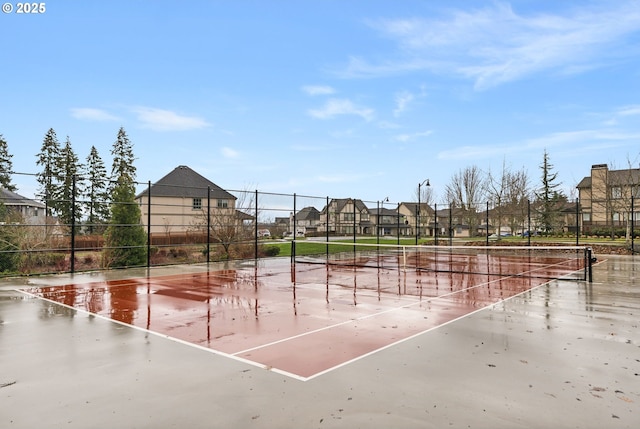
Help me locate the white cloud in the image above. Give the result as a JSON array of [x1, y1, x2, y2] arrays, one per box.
[[341, 2, 640, 90], [393, 130, 433, 142], [132, 107, 210, 131], [378, 120, 401, 129], [438, 129, 640, 160], [302, 85, 336, 96], [290, 143, 327, 152], [221, 147, 239, 158], [70, 107, 119, 121], [308, 98, 374, 121], [393, 91, 415, 117], [617, 105, 640, 116]]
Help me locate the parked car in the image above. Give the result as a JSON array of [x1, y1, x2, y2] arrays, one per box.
[[257, 229, 271, 238]]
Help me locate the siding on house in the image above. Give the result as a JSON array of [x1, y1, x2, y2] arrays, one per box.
[[136, 166, 237, 234]]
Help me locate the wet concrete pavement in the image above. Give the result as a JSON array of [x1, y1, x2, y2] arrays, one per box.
[[1, 255, 638, 428]]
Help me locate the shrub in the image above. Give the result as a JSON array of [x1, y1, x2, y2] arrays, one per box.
[[261, 245, 280, 257]]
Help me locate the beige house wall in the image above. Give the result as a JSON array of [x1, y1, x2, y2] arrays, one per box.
[[590, 165, 608, 223], [137, 195, 236, 234]]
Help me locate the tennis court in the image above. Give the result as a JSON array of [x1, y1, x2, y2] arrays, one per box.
[[18, 244, 591, 379], [1, 247, 638, 428]]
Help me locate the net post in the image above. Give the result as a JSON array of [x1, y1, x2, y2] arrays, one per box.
[[403, 245, 407, 273], [147, 180, 152, 268], [291, 239, 296, 264], [326, 196, 329, 259], [587, 247, 593, 283], [254, 189, 258, 260], [70, 174, 76, 274]]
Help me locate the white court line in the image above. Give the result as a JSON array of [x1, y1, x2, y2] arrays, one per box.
[[15, 288, 309, 382], [15, 257, 585, 382], [237, 257, 587, 379]]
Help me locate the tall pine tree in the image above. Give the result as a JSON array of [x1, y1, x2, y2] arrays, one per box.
[[110, 127, 136, 185], [103, 128, 146, 267], [536, 149, 565, 234], [58, 136, 83, 228], [35, 128, 63, 218], [0, 134, 17, 192], [102, 174, 146, 268], [84, 146, 110, 233]]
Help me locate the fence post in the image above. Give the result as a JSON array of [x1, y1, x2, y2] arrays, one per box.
[[587, 247, 593, 283], [70, 174, 76, 273], [207, 186, 211, 263], [291, 193, 297, 264], [434, 203, 438, 245], [527, 199, 531, 246], [449, 202, 453, 246], [397, 202, 400, 245], [632, 196, 635, 255], [326, 196, 329, 258], [147, 180, 151, 268], [486, 201, 489, 246], [254, 189, 258, 260], [576, 197, 580, 246]]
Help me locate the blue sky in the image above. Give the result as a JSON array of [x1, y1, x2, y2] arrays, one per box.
[[2, 0, 640, 206]]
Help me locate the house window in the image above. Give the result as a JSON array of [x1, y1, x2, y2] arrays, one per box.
[[217, 199, 229, 208], [611, 187, 622, 199], [192, 198, 202, 210], [361, 212, 369, 221], [343, 213, 354, 221], [582, 212, 591, 222]]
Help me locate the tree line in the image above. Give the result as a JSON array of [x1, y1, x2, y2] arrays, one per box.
[[416, 149, 568, 235], [0, 128, 146, 270]]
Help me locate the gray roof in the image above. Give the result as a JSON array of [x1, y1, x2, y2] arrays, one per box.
[[0, 188, 45, 208], [296, 206, 320, 221], [321, 198, 369, 214], [577, 167, 640, 189], [136, 166, 236, 200]]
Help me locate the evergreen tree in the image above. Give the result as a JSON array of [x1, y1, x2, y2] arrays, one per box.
[[535, 150, 565, 234], [110, 127, 136, 185], [57, 136, 83, 228], [102, 174, 146, 268], [103, 127, 145, 267], [0, 202, 20, 272], [84, 146, 110, 233], [35, 128, 63, 217], [0, 134, 17, 192]]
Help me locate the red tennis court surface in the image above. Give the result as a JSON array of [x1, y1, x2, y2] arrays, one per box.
[[22, 253, 586, 380]]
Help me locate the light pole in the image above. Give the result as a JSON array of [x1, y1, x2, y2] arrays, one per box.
[[377, 197, 389, 244], [417, 179, 430, 245]]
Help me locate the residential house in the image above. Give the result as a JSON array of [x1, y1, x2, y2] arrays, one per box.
[[369, 206, 405, 237], [0, 188, 46, 224], [136, 165, 239, 234], [434, 206, 472, 239], [577, 164, 640, 233], [319, 198, 371, 235], [398, 202, 433, 237], [291, 206, 321, 235]]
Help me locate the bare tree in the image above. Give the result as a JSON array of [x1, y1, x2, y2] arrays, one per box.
[[445, 166, 487, 236], [487, 161, 509, 238], [191, 187, 256, 259], [487, 161, 532, 237], [505, 168, 533, 235], [413, 182, 434, 237], [605, 156, 640, 241]]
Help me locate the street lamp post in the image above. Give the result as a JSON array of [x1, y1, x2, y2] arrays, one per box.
[[417, 179, 430, 245], [377, 197, 389, 245]]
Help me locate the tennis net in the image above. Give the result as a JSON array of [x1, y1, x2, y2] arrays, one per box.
[[291, 240, 593, 282]]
